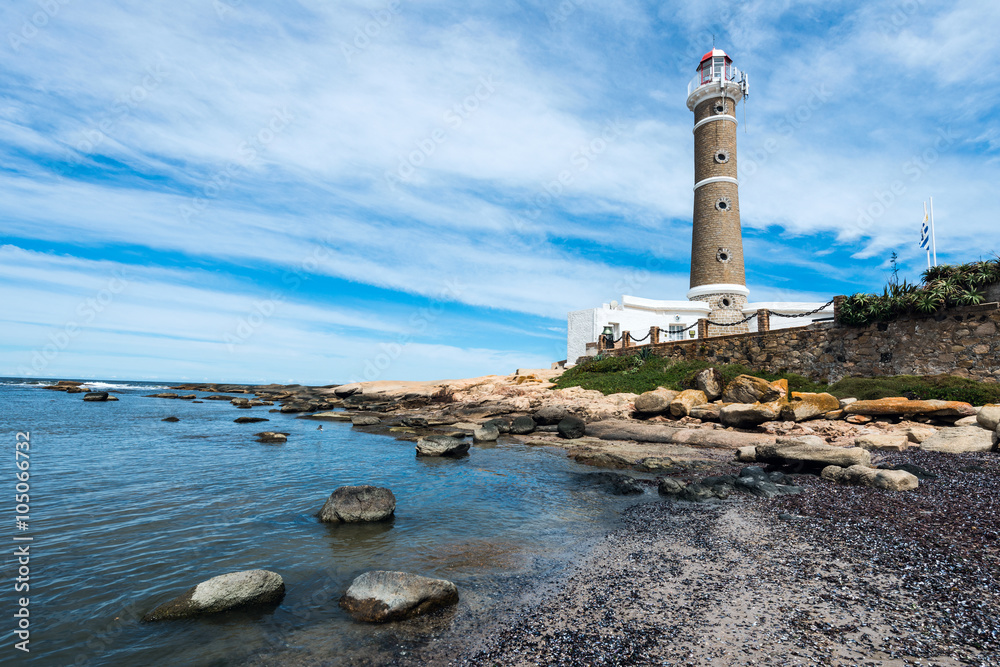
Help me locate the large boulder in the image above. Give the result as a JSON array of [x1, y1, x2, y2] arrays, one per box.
[[339, 571, 458, 622], [509, 416, 536, 435], [143, 570, 285, 621], [669, 389, 708, 418], [978, 405, 1000, 431], [779, 392, 840, 422], [919, 426, 994, 453], [557, 416, 586, 439], [633, 388, 678, 415], [473, 424, 499, 442], [83, 392, 110, 402], [719, 402, 782, 428], [843, 398, 976, 419], [415, 436, 470, 457], [688, 404, 723, 421], [756, 436, 871, 469], [855, 434, 910, 451], [318, 486, 395, 523], [534, 405, 570, 425], [693, 368, 724, 401], [722, 375, 785, 405], [351, 415, 381, 426], [821, 465, 919, 491], [334, 383, 362, 398]]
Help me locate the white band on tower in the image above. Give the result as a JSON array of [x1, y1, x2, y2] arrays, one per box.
[[692, 115, 737, 133], [693, 176, 739, 191]]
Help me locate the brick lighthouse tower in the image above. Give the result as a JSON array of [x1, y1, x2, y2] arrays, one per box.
[[686, 48, 750, 336]]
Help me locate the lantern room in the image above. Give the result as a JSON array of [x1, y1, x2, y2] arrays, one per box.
[[698, 48, 732, 85]]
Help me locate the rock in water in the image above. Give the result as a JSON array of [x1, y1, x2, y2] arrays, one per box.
[[483, 418, 511, 434], [255, 432, 288, 443], [693, 368, 724, 401], [161, 416, 180, 422], [557, 416, 586, 439], [509, 416, 536, 435], [919, 426, 994, 453], [473, 424, 499, 442], [318, 486, 395, 523], [339, 571, 458, 622], [142, 570, 285, 621], [351, 415, 381, 426], [821, 465, 919, 491], [415, 436, 470, 457], [234, 417, 269, 424], [83, 392, 109, 402]]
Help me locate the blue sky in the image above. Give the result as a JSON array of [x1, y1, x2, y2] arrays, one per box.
[[2, 0, 998, 384]]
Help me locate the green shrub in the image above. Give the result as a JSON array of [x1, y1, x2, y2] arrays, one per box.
[[828, 374, 1000, 404], [553, 356, 1000, 404], [838, 256, 999, 327]]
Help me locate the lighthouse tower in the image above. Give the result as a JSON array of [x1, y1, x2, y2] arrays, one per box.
[[686, 48, 750, 336]]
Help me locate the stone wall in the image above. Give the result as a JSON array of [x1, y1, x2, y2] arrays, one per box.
[[596, 302, 1000, 384]]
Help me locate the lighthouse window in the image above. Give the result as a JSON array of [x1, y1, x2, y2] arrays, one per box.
[[715, 197, 732, 212], [714, 150, 730, 164], [713, 103, 726, 114], [716, 247, 732, 263], [722, 298, 732, 307]]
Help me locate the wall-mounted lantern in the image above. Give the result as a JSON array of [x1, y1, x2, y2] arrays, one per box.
[[602, 325, 615, 349]]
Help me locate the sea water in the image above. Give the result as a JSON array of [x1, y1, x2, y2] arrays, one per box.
[[0, 379, 649, 666]]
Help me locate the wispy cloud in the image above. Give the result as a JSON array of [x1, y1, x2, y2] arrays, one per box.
[[1, 0, 998, 381]]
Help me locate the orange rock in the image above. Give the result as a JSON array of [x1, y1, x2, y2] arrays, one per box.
[[843, 398, 975, 418]]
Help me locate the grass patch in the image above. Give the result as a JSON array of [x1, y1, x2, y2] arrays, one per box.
[[552, 354, 1000, 404], [827, 374, 1000, 404], [551, 355, 826, 396]]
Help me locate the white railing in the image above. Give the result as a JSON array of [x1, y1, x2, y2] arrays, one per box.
[[687, 66, 746, 97]]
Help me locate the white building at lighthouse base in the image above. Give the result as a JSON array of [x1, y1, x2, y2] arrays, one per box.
[[566, 293, 833, 366]]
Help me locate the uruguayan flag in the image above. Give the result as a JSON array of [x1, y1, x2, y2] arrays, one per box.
[[919, 212, 930, 250]]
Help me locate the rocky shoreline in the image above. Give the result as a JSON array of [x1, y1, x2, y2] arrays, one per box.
[[55, 370, 999, 664]]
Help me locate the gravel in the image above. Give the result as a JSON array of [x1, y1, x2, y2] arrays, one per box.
[[454, 450, 1000, 666]]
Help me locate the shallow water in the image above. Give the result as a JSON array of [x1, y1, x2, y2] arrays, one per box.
[[0, 379, 649, 666]]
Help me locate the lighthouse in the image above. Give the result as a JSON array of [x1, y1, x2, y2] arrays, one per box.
[[686, 48, 750, 336]]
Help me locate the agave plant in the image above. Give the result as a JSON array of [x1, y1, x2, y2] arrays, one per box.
[[956, 288, 986, 306], [914, 291, 943, 314]]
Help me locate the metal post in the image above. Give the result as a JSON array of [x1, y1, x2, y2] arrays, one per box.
[[929, 196, 937, 267]]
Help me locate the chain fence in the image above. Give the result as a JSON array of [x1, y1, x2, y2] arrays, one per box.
[[604, 298, 836, 348]]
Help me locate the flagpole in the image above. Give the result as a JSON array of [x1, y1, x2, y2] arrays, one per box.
[[929, 196, 938, 266], [923, 201, 930, 269]]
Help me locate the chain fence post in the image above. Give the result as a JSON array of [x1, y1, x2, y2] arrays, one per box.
[[757, 309, 770, 333]]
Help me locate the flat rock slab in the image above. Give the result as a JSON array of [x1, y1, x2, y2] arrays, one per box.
[[919, 426, 994, 453], [301, 412, 354, 422], [340, 570, 458, 622], [855, 434, 910, 451], [143, 570, 285, 621], [821, 465, 919, 491], [318, 485, 395, 523], [756, 438, 871, 469], [585, 420, 774, 449], [844, 398, 976, 419]]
